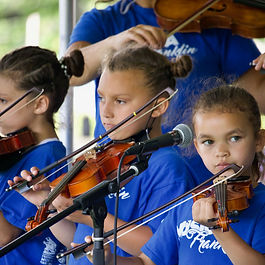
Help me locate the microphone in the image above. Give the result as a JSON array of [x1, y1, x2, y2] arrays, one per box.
[[124, 123, 193, 156]]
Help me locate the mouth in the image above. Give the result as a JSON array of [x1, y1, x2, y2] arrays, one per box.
[[215, 163, 231, 170], [103, 123, 115, 131]]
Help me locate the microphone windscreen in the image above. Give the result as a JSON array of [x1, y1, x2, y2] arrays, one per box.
[[173, 124, 193, 148]]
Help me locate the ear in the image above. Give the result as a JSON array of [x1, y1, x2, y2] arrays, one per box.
[[33, 95, 50, 115], [193, 138, 199, 153], [255, 129, 265, 153], [151, 97, 169, 118]]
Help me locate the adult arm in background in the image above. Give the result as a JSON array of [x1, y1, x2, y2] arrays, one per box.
[[68, 35, 265, 115], [236, 53, 265, 114], [66, 24, 167, 86], [236, 68, 265, 114]]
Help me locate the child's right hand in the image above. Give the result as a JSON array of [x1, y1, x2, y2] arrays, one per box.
[[8, 167, 51, 206], [252, 53, 265, 71]]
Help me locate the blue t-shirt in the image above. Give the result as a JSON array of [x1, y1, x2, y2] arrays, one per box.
[[69, 147, 196, 265], [0, 140, 68, 265], [69, 1, 260, 185], [142, 183, 265, 265]]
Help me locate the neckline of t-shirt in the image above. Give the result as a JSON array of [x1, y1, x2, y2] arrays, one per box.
[[38, 138, 59, 146], [132, 2, 155, 15]]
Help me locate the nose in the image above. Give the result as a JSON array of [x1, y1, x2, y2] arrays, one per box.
[[215, 142, 230, 158], [100, 100, 114, 119]]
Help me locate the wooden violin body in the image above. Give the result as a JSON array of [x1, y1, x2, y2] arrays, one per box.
[[26, 142, 136, 231], [0, 128, 36, 171], [154, 0, 265, 38], [193, 178, 253, 231], [0, 128, 35, 155], [50, 142, 136, 198]]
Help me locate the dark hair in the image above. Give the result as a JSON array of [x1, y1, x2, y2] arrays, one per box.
[[0, 46, 84, 127], [101, 45, 192, 96], [192, 85, 264, 181]]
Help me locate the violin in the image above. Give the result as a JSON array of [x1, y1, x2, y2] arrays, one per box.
[[0, 128, 35, 155], [154, 0, 265, 38], [25, 141, 136, 231], [56, 164, 246, 260], [192, 175, 253, 232], [0, 128, 36, 171]]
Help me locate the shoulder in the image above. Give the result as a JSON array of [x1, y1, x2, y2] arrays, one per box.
[[252, 183, 265, 204], [28, 140, 65, 158], [149, 146, 184, 162], [17, 140, 66, 171], [149, 147, 194, 175], [79, 2, 123, 20], [137, 147, 195, 190]]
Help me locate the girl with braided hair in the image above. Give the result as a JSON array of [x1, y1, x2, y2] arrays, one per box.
[[0, 46, 84, 265]]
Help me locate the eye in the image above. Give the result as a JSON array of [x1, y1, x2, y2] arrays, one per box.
[[230, 135, 241, 142], [202, 139, 214, 146], [0, 98, 8, 104], [116, 98, 126, 104], [98, 95, 104, 103]]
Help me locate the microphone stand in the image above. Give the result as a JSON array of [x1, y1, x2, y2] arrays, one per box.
[[0, 159, 149, 261]]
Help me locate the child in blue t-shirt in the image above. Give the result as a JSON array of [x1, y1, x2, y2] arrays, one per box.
[[91, 83, 265, 264], [67, 0, 265, 187], [14, 45, 198, 265], [0, 46, 84, 265]]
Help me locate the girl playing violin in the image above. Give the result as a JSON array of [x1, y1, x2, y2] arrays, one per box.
[[0, 46, 84, 265], [94, 85, 265, 265], [13, 45, 197, 265]]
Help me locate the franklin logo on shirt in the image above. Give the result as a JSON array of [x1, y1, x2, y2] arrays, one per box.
[[40, 237, 66, 265], [177, 220, 226, 254], [158, 35, 198, 58], [108, 186, 130, 200]]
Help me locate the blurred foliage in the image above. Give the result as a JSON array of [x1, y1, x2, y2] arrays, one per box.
[[0, 0, 263, 58], [0, 0, 117, 57]]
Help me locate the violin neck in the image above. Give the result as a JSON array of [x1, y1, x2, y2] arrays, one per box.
[[41, 160, 87, 206], [214, 182, 227, 217]]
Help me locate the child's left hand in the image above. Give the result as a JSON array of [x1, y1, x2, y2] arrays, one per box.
[[192, 197, 218, 227], [252, 53, 265, 71]]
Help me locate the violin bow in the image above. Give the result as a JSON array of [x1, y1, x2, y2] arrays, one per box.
[[58, 164, 245, 259], [167, 0, 220, 37], [0, 87, 43, 117]]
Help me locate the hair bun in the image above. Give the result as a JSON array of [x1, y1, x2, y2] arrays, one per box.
[[61, 49, 84, 78], [171, 55, 192, 78]]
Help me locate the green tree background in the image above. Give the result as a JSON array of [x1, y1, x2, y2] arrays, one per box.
[[0, 0, 117, 57]]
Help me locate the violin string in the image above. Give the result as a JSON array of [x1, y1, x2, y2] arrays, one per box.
[[85, 166, 245, 256], [29, 161, 72, 188], [0, 89, 44, 122]]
